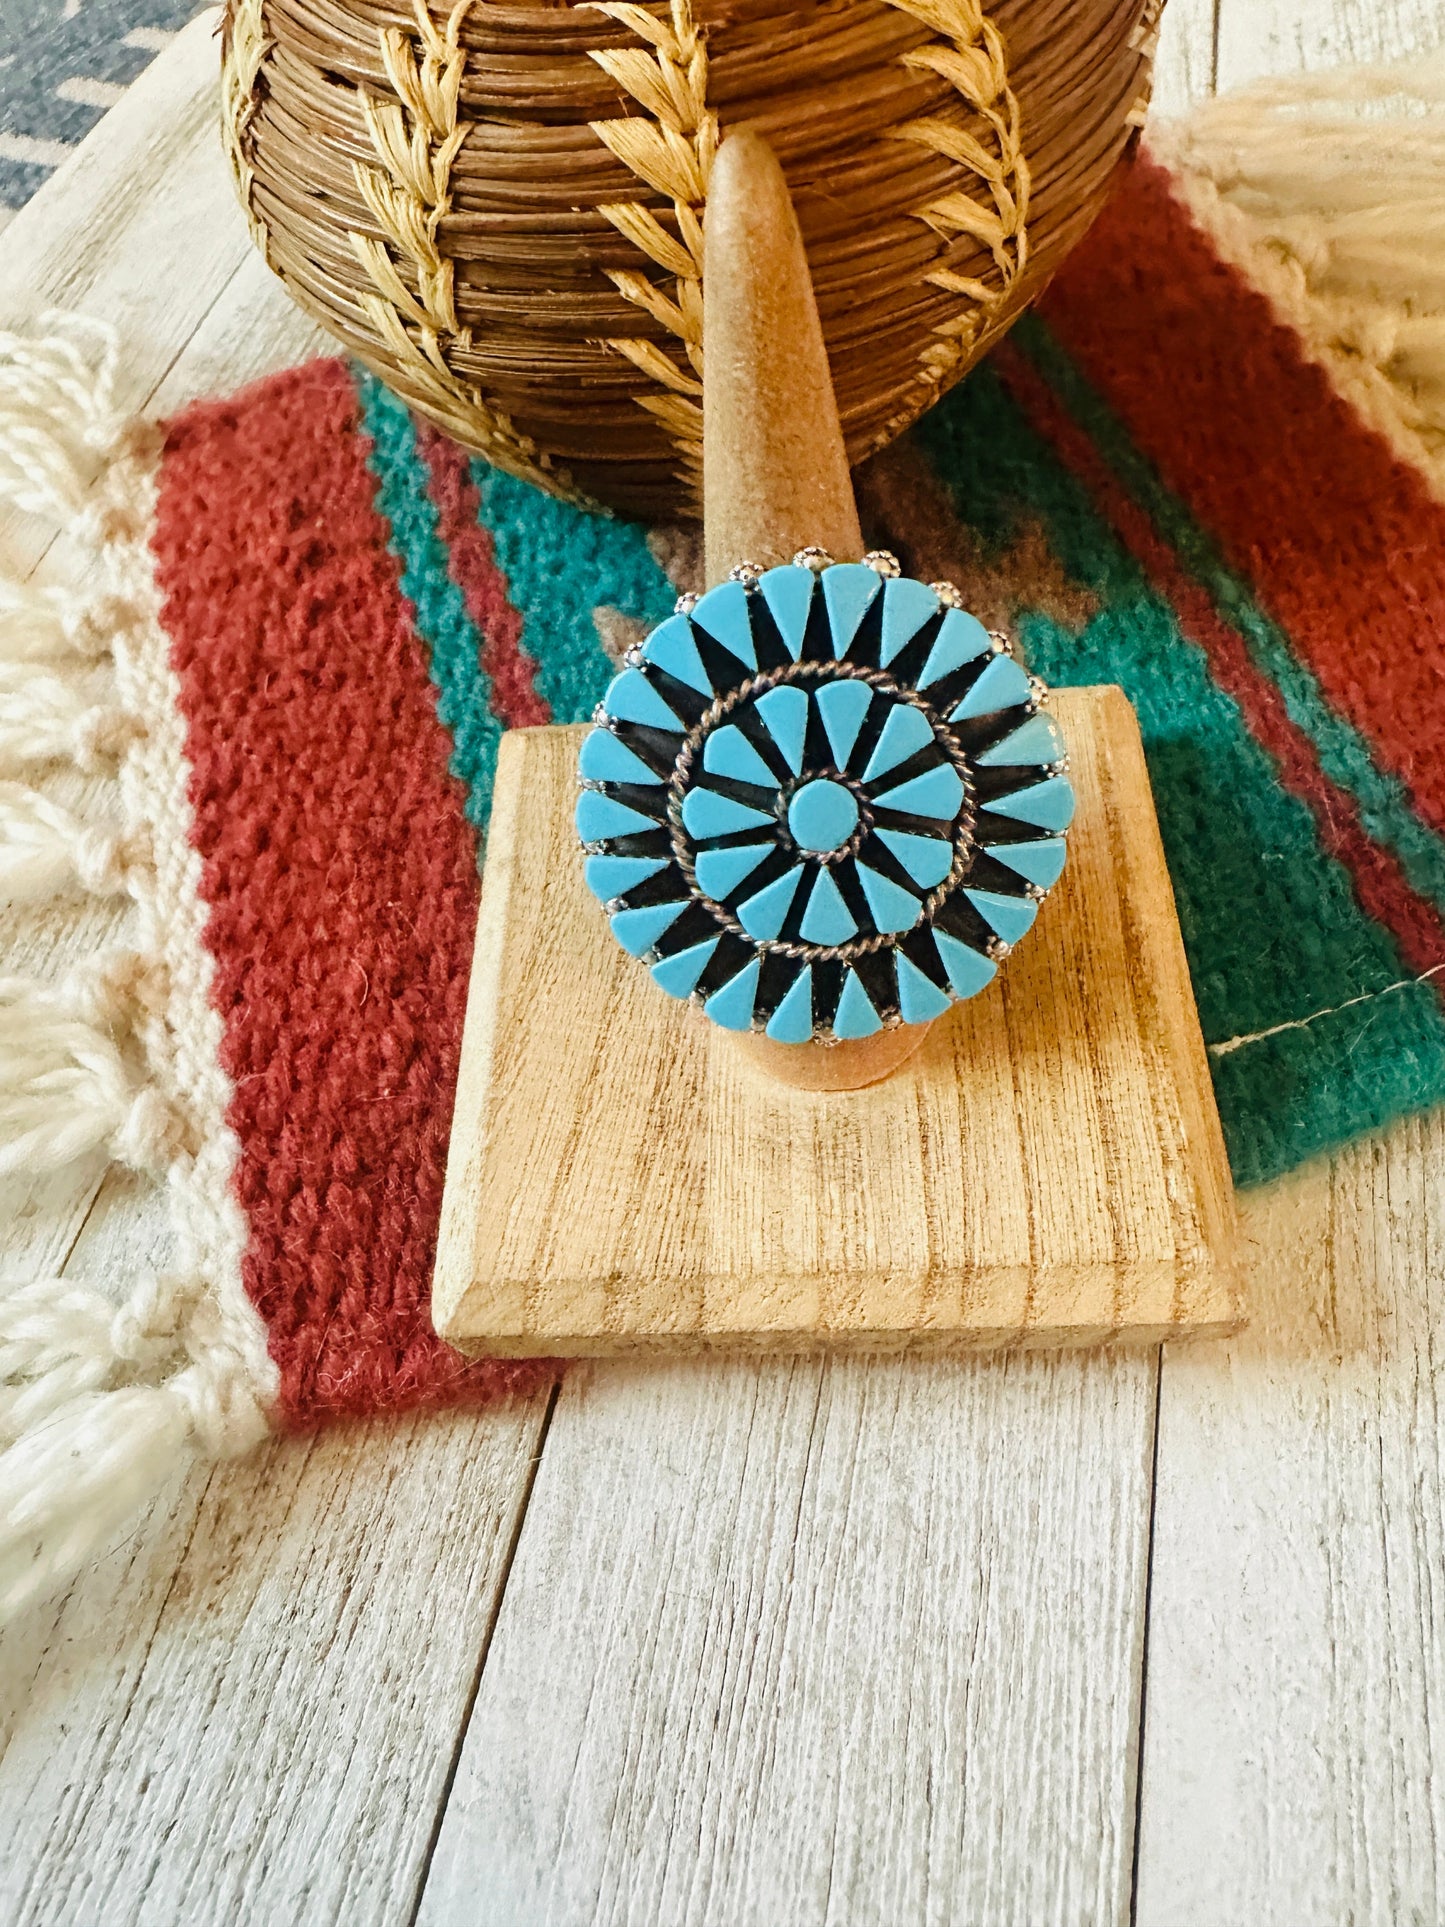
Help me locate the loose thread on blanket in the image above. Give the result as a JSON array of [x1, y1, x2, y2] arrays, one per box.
[[0, 1267, 266, 1455], [0, 579, 127, 663], [1208, 962, 1445, 1059], [0, 1352, 269, 1621], [0, 1269, 198, 1438]]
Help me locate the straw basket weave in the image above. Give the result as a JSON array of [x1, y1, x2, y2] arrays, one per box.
[[221, 0, 1162, 518]]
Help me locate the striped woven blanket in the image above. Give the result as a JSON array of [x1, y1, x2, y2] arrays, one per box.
[[4, 118, 1444, 1616]]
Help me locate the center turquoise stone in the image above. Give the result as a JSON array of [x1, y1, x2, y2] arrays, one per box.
[[787, 778, 859, 853]]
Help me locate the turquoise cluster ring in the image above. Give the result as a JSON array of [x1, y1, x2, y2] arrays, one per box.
[[576, 548, 1073, 1045]]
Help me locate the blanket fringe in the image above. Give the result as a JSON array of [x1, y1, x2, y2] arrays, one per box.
[[0, 779, 138, 904], [0, 957, 189, 1177], [0, 315, 124, 520], [0, 577, 119, 662], [0, 1360, 268, 1620], [0, 315, 274, 1624], [1153, 55, 1445, 497]]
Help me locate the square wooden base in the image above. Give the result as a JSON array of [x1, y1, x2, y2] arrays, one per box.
[[433, 688, 1240, 1356]]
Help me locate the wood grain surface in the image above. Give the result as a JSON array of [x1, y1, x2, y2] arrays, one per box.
[[419, 1346, 1156, 1927], [434, 691, 1237, 1355], [2, 4, 1444, 1922]]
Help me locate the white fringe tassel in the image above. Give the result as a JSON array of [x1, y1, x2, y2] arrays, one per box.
[[0, 313, 274, 1624], [0, 781, 135, 905], [0, 1267, 267, 1618], [0, 577, 120, 663], [0, 958, 186, 1177], [1152, 54, 1445, 494], [0, 315, 124, 521], [0, 660, 135, 771]]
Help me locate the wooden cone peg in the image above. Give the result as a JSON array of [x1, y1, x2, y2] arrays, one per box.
[[701, 131, 930, 1092], [701, 130, 862, 589]]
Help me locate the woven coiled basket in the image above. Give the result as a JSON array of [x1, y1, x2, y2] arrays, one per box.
[[222, 0, 1161, 519]]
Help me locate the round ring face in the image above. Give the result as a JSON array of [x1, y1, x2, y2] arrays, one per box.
[[577, 561, 1074, 1043]]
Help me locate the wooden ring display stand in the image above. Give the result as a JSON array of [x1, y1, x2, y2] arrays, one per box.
[[432, 133, 1240, 1358]]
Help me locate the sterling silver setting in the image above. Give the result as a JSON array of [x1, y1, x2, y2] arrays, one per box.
[[576, 551, 1075, 1043]]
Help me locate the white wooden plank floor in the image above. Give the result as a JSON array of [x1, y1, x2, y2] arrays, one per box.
[[421, 1353, 1153, 1927], [2, 3, 1444, 1921]]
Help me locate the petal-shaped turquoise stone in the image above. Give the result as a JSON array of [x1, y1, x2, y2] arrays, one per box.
[[950, 652, 1031, 721], [703, 723, 778, 789], [704, 956, 762, 1031], [694, 841, 772, 900], [737, 864, 804, 941], [755, 684, 809, 774], [895, 950, 952, 1024], [821, 563, 882, 656], [833, 969, 882, 1039], [856, 861, 921, 934], [575, 790, 660, 841], [690, 580, 756, 667], [861, 703, 934, 781], [879, 576, 939, 665], [976, 712, 1065, 767], [579, 728, 661, 786], [980, 775, 1076, 833], [681, 786, 774, 839], [933, 928, 997, 999], [765, 966, 814, 1043], [917, 608, 991, 689], [609, 899, 687, 957], [603, 667, 685, 733], [800, 865, 857, 945], [965, 887, 1038, 945], [642, 613, 712, 694], [585, 854, 667, 902], [984, 837, 1067, 889], [814, 677, 873, 771], [650, 936, 718, 998], [787, 779, 858, 853], [872, 762, 965, 820], [759, 564, 815, 660], [874, 827, 954, 890]]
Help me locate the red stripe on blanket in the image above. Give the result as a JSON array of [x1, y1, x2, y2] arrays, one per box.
[[416, 424, 552, 729], [993, 340, 1445, 984], [1038, 156, 1445, 839], [153, 358, 549, 1425]]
